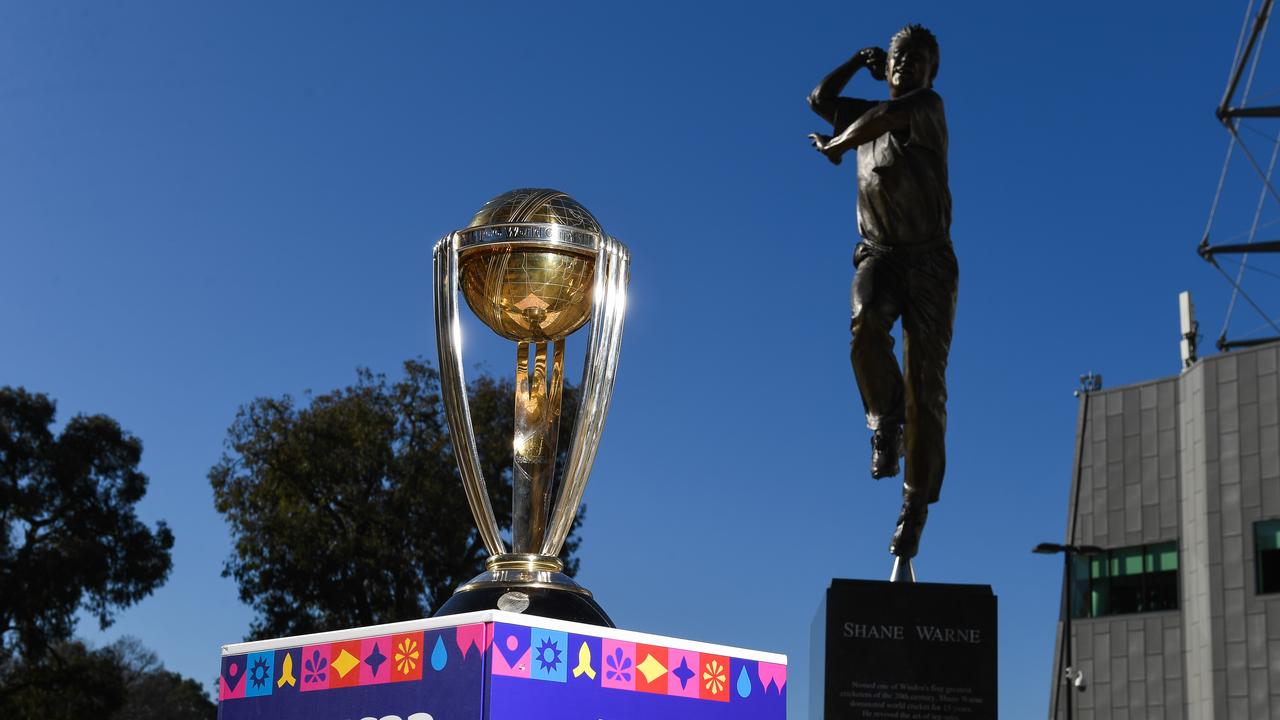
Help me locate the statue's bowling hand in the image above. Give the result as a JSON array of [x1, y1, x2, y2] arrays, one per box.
[[808, 133, 842, 165], [857, 47, 887, 81]]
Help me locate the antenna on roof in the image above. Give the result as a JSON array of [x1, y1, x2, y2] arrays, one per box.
[[1180, 291, 1199, 368]]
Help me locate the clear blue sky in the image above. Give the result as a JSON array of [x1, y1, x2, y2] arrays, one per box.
[[4, 2, 1278, 717]]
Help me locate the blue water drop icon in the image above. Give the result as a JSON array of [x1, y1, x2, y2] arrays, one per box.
[[431, 635, 448, 671], [736, 666, 752, 698]]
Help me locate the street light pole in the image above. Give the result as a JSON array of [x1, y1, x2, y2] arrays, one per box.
[[1061, 549, 1073, 720], [1034, 542, 1104, 719]]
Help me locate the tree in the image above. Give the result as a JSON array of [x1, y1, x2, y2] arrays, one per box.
[[0, 386, 175, 715], [0, 639, 127, 719], [0, 387, 174, 661], [209, 359, 582, 640], [110, 636, 216, 720], [0, 637, 215, 720]]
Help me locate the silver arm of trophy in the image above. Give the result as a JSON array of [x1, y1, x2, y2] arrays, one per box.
[[433, 233, 507, 557], [511, 339, 566, 554], [540, 236, 630, 557]]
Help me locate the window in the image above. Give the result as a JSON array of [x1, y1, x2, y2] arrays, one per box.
[[1255, 520, 1280, 594], [1070, 542, 1178, 618]]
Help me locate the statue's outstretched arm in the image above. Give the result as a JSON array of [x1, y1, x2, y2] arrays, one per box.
[[816, 89, 930, 163]]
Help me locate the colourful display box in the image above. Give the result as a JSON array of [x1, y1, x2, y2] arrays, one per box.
[[217, 610, 787, 720]]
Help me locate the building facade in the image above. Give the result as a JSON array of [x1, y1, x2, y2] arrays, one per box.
[[1050, 342, 1280, 719]]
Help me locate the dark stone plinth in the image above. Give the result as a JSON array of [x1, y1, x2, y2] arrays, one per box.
[[812, 579, 997, 720]]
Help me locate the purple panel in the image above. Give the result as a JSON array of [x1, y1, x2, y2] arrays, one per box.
[[486, 624, 784, 720], [488, 672, 786, 720], [566, 632, 602, 688]]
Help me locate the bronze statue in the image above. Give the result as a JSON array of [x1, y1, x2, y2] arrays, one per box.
[[806, 24, 957, 577]]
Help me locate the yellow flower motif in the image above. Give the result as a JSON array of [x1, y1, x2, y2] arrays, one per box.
[[395, 637, 420, 675], [703, 658, 726, 695]]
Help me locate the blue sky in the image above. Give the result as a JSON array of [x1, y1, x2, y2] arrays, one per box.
[[4, 1, 1279, 717]]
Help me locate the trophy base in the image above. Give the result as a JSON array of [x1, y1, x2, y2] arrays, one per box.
[[434, 555, 614, 627], [434, 582, 614, 627]]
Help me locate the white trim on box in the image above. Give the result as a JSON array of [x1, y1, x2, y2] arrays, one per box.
[[221, 611, 787, 665]]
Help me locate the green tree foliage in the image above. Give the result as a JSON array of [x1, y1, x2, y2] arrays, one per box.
[[0, 387, 177, 716], [210, 359, 582, 640], [0, 387, 174, 660], [0, 639, 127, 719], [110, 636, 216, 720], [0, 637, 215, 720]]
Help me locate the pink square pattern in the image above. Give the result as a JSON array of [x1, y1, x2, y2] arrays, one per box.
[[666, 648, 701, 698], [600, 639, 636, 691], [360, 636, 393, 685], [299, 644, 331, 692]]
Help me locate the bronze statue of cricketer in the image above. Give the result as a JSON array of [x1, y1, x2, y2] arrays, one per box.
[[807, 24, 958, 570]]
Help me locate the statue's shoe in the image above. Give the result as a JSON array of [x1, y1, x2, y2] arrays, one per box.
[[889, 499, 928, 559], [870, 426, 903, 479]]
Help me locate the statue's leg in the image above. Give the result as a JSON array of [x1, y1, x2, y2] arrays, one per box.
[[890, 246, 958, 561], [850, 246, 906, 433], [900, 245, 959, 506]]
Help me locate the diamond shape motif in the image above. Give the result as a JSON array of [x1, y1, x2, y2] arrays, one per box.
[[637, 653, 666, 684], [636, 644, 668, 695], [329, 641, 362, 688], [332, 649, 359, 678]]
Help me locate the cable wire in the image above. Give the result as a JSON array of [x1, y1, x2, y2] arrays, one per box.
[[1218, 254, 1280, 282], [1212, 3, 1275, 347], [1209, 256, 1280, 338], [1221, 125, 1280, 341], [1202, 0, 1256, 240]]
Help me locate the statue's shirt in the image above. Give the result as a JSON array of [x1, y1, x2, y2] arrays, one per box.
[[848, 89, 950, 251]]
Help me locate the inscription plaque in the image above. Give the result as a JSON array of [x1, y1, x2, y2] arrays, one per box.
[[812, 579, 996, 720]]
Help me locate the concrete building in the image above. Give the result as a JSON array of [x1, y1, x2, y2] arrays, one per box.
[[1049, 341, 1280, 719]]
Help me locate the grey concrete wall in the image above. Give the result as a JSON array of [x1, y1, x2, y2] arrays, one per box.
[[1052, 377, 1184, 719], [1179, 346, 1280, 719], [1191, 346, 1280, 720], [1069, 614, 1184, 720], [1180, 359, 1217, 719], [1050, 342, 1280, 720]]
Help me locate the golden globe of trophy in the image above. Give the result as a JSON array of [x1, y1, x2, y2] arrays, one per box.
[[432, 189, 629, 627]]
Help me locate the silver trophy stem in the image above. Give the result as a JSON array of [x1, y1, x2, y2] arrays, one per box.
[[512, 339, 565, 554], [540, 237, 630, 557], [433, 234, 506, 557]]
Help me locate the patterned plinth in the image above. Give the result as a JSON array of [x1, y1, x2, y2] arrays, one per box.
[[217, 610, 786, 720]]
